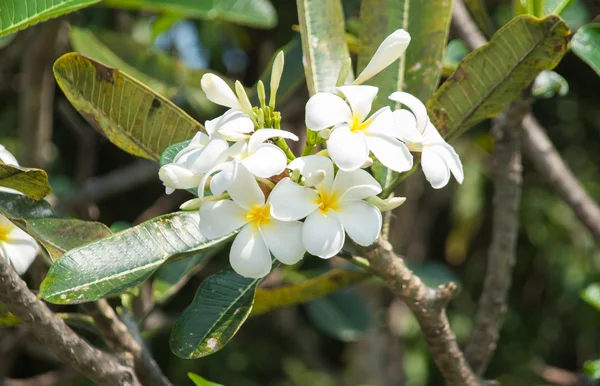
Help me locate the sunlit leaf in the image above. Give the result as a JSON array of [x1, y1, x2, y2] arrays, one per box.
[[188, 372, 223, 386], [571, 24, 600, 76], [0, 164, 51, 200], [40, 212, 236, 304], [581, 283, 600, 312]]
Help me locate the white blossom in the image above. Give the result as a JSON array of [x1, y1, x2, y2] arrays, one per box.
[[305, 85, 413, 172], [200, 74, 242, 110], [269, 156, 382, 259], [0, 145, 18, 166], [353, 29, 411, 85], [390, 92, 464, 189], [199, 165, 305, 278]]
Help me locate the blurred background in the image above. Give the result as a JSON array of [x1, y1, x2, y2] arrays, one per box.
[[1, 0, 600, 385]]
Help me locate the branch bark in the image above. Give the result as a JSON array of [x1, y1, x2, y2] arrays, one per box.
[[0, 258, 140, 385], [365, 240, 481, 386]]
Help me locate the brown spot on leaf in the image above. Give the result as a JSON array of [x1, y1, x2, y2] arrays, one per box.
[[91, 61, 115, 84]]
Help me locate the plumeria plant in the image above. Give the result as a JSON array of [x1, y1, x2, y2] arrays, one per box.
[[0, 0, 580, 384]]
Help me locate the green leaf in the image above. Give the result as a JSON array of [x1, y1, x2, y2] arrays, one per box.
[[428, 15, 570, 140], [580, 283, 600, 312], [251, 269, 370, 317], [0, 302, 20, 327], [584, 360, 600, 380], [40, 212, 236, 304], [0, 192, 111, 262], [464, 0, 495, 37], [53, 52, 203, 161], [305, 290, 371, 342], [0, 164, 51, 200], [103, 0, 277, 29], [170, 269, 260, 358], [571, 24, 600, 76], [160, 140, 191, 167], [296, 0, 351, 95], [150, 13, 183, 40], [188, 373, 223, 386], [0, 0, 100, 38]]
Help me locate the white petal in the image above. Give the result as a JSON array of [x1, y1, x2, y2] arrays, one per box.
[[268, 178, 319, 221], [422, 121, 445, 144], [199, 200, 247, 239], [261, 220, 305, 265], [242, 144, 287, 178], [215, 110, 255, 141], [302, 210, 345, 259], [305, 93, 351, 132], [158, 164, 202, 190], [354, 29, 411, 85], [248, 128, 298, 154], [336, 200, 382, 246], [428, 143, 464, 184], [288, 155, 335, 191], [421, 148, 451, 189], [393, 109, 423, 143], [338, 85, 378, 123], [333, 168, 382, 201], [363, 107, 395, 137], [228, 164, 265, 210], [230, 225, 272, 278], [366, 134, 413, 173], [201, 74, 242, 110], [388, 91, 429, 133], [2, 242, 38, 275], [0, 145, 18, 166], [327, 127, 369, 171], [186, 136, 229, 174], [209, 162, 236, 196]]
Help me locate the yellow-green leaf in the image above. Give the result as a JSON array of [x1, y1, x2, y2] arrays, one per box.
[[0, 164, 51, 200], [465, 0, 496, 37], [53, 53, 203, 161]]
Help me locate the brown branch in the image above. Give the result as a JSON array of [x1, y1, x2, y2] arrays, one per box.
[[522, 113, 600, 243], [364, 240, 481, 386], [464, 99, 529, 373], [83, 300, 172, 386], [0, 257, 140, 385]]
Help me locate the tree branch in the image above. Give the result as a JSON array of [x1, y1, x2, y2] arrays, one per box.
[[522, 113, 600, 243], [364, 240, 481, 386], [0, 258, 140, 385], [464, 98, 529, 373]]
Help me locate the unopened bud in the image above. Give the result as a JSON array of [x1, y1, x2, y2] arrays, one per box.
[[366, 195, 407, 212], [235, 81, 256, 118], [257, 80, 267, 109], [336, 57, 353, 87], [361, 158, 374, 168], [270, 51, 285, 109], [305, 170, 326, 187], [180, 198, 203, 211], [291, 168, 301, 183], [257, 109, 265, 128], [318, 128, 331, 140]]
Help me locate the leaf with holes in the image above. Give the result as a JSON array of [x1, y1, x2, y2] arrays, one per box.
[[0, 164, 51, 200], [0, 0, 100, 38], [428, 15, 569, 140], [170, 269, 261, 358], [40, 211, 237, 304], [53, 53, 203, 161], [296, 0, 351, 94], [0, 192, 111, 262], [103, 0, 277, 29], [571, 24, 600, 76]]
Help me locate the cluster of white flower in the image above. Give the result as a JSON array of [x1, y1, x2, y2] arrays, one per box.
[[159, 29, 464, 278]]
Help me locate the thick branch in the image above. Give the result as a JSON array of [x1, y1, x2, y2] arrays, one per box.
[[0, 258, 140, 385], [522, 114, 600, 243], [365, 240, 480, 386], [83, 300, 172, 386], [464, 99, 529, 373]]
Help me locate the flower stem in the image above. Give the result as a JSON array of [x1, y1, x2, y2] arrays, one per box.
[[552, 0, 575, 15], [301, 144, 316, 156], [275, 138, 296, 160]]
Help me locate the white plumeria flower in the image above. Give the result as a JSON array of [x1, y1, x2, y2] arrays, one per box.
[[199, 129, 298, 197], [269, 156, 382, 259], [390, 92, 464, 189], [305, 85, 413, 172], [0, 215, 39, 275], [353, 29, 411, 85], [0, 145, 18, 166], [199, 165, 305, 278], [204, 109, 254, 141], [200, 74, 242, 110]]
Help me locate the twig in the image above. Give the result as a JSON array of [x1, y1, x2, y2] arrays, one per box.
[[522, 113, 600, 243], [4, 367, 76, 386], [464, 98, 529, 373], [364, 240, 481, 386], [83, 300, 172, 386], [0, 258, 140, 385], [452, 0, 487, 50]]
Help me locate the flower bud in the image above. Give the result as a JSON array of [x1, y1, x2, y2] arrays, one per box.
[[201, 74, 242, 110], [318, 128, 331, 140], [180, 198, 203, 211], [257, 80, 267, 109], [235, 81, 256, 118], [361, 158, 374, 168], [291, 168, 301, 183], [353, 29, 411, 85], [270, 51, 285, 108], [336, 57, 353, 87], [366, 195, 407, 212], [304, 169, 326, 187], [158, 164, 203, 194]]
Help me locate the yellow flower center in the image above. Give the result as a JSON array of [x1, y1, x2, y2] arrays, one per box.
[[316, 190, 340, 214], [245, 204, 271, 230], [349, 114, 370, 133], [0, 224, 12, 243]]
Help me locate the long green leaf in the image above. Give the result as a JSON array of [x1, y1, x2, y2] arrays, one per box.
[[296, 0, 351, 95], [0, 192, 111, 261], [571, 23, 600, 76], [0, 164, 51, 200], [170, 269, 260, 359], [40, 212, 237, 304], [53, 53, 203, 161], [0, 0, 100, 38], [428, 14, 569, 139], [103, 0, 277, 29]]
